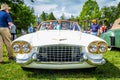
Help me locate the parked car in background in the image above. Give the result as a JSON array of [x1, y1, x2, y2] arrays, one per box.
[[101, 18, 120, 50], [12, 20, 108, 69]]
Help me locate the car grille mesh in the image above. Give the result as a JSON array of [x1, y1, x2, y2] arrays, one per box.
[[37, 45, 83, 63]]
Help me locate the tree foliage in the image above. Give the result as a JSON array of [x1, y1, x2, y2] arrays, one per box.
[[60, 13, 65, 20], [0, 0, 35, 31], [69, 15, 79, 22], [78, 0, 101, 30], [14, 5, 35, 30], [100, 6, 118, 27], [0, 0, 24, 5], [48, 12, 56, 20], [1, 0, 120, 31], [40, 11, 56, 21], [79, 0, 100, 21], [40, 11, 47, 21], [117, 2, 120, 18]]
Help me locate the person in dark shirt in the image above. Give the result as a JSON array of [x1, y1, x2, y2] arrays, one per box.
[[90, 19, 100, 36], [0, 4, 14, 63]]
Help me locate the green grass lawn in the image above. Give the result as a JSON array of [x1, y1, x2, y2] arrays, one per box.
[[0, 47, 120, 80]]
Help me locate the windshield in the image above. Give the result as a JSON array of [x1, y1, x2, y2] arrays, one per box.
[[40, 21, 82, 31]]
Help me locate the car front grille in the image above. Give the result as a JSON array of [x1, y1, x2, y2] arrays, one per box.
[[37, 45, 83, 63]]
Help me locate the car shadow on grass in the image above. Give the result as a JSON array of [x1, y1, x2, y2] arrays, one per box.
[[111, 47, 120, 51], [25, 60, 120, 80]]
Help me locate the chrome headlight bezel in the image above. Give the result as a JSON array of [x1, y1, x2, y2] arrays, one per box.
[[12, 43, 20, 53], [88, 42, 98, 53], [98, 42, 108, 53], [12, 41, 32, 54], [88, 41, 108, 54]]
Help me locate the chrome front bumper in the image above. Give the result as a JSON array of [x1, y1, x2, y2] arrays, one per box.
[[21, 62, 96, 69], [16, 54, 106, 69]]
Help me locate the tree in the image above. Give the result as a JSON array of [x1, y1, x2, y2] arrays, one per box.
[[79, 0, 100, 30], [101, 6, 117, 27], [60, 13, 65, 20], [79, 0, 100, 20], [69, 15, 75, 21], [48, 12, 56, 20], [0, 0, 35, 32], [40, 11, 47, 21], [14, 4, 35, 30], [117, 2, 120, 18], [0, 0, 24, 4]]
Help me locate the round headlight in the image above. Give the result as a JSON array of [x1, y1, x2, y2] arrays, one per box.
[[12, 41, 32, 54], [13, 44, 20, 53], [88, 41, 108, 54], [88, 43, 98, 53], [22, 44, 31, 53], [99, 43, 107, 53]]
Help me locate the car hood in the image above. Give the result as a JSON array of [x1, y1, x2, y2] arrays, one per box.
[[14, 30, 104, 47]]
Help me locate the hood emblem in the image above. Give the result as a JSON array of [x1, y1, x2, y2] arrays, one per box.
[[53, 38, 67, 41]]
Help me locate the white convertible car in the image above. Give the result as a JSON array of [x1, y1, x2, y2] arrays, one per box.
[[12, 20, 108, 69]]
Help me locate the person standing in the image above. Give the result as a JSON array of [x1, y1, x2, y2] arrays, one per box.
[[0, 4, 14, 63], [54, 23, 61, 30], [28, 25, 33, 33], [10, 24, 16, 40], [71, 22, 79, 31], [90, 19, 100, 36], [101, 24, 106, 33]]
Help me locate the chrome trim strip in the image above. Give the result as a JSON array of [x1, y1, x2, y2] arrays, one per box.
[[86, 57, 106, 65]]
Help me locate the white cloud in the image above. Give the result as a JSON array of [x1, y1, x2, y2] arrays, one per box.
[[97, 0, 120, 8], [34, 4, 57, 15], [53, 10, 72, 19], [61, 7, 65, 12], [24, 0, 120, 18]]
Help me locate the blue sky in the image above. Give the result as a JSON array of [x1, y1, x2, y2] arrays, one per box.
[[24, 0, 120, 19]]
